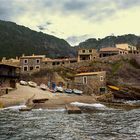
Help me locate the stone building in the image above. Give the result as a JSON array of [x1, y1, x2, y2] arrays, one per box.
[[20, 54, 45, 73], [99, 47, 128, 57], [0, 63, 20, 89], [116, 43, 139, 54], [74, 71, 106, 94], [42, 58, 77, 68], [77, 48, 99, 62]]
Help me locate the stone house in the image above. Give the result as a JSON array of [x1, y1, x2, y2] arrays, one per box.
[[78, 48, 99, 62], [20, 54, 45, 73], [0, 63, 20, 89], [99, 47, 128, 57], [74, 71, 106, 94], [42, 58, 77, 68], [116, 43, 139, 54]]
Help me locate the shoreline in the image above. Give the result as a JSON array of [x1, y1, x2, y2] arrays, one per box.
[[0, 84, 97, 109], [0, 84, 140, 111]]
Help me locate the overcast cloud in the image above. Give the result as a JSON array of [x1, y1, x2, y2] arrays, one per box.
[[0, 0, 140, 45]]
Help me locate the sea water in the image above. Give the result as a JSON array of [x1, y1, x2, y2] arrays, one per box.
[[0, 103, 140, 140]]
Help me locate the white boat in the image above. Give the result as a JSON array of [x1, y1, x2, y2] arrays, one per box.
[[20, 80, 28, 86], [40, 84, 47, 90], [73, 89, 83, 95], [56, 86, 63, 92], [28, 81, 37, 88], [64, 89, 73, 94]]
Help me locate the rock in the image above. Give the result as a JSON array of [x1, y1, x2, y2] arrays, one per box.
[[65, 105, 82, 114], [19, 107, 32, 111], [32, 98, 49, 103]]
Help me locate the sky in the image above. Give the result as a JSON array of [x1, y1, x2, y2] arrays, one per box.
[[0, 0, 140, 46]]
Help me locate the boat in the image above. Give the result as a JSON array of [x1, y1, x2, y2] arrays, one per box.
[[108, 85, 120, 91], [64, 89, 73, 94], [40, 84, 47, 90], [56, 86, 63, 92], [33, 98, 49, 103], [20, 80, 28, 86], [28, 81, 37, 88], [73, 89, 83, 95], [19, 107, 32, 111]]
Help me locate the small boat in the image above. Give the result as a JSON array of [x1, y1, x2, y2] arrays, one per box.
[[64, 89, 73, 94], [33, 98, 49, 103], [28, 81, 37, 88], [20, 80, 28, 86], [108, 85, 120, 91], [40, 84, 47, 90], [19, 107, 32, 111], [56, 86, 63, 92], [73, 89, 83, 95]]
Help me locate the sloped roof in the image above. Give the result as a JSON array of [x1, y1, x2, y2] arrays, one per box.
[[0, 63, 20, 68], [75, 71, 106, 76], [100, 47, 119, 52], [20, 55, 45, 59]]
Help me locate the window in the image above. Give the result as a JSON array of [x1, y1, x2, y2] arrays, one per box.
[[83, 76, 87, 84], [30, 67, 33, 70], [100, 76, 104, 81], [36, 59, 40, 64], [35, 65, 40, 69], [24, 59, 28, 64], [23, 66, 28, 71], [82, 50, 85, 53], [100, 87, 106, 93], [89, 50, 92, 53], [52, 62, 55, 65], [57, 62, 60, 65]]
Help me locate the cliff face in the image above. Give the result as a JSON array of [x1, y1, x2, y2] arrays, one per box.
[[76, 34, 140, 50], [0, 20, 76, 59]]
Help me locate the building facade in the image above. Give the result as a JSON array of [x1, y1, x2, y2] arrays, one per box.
[[78, 48, 99, 62], [116, 43, 139, 54], [74, 71, 106, 94], [42, 58, 77, 68], [0, 64, 20, 89], [99, 47, 128, 57], [20, 54, 45, 73]]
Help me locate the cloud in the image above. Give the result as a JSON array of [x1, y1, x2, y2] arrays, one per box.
[[37, 22, 52, 31], [0, 0, 140, 45], [116, 0, 140, 9], [66, 34, 91, 46]]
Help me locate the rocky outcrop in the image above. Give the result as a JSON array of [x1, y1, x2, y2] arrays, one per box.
[[113, 86, 140, 100]]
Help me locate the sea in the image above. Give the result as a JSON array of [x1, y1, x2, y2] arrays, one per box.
[[0, 102, 140, 140]]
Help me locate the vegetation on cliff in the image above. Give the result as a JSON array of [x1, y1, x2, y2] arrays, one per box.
[[76, 34, 140, 49], [0, 20, 76, 59]]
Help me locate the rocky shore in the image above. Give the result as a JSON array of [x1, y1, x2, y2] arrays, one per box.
[[0, 84, 96, 109]]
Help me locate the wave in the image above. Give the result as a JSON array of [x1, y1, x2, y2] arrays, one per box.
[[33, 108, 66, 112], [1, 104, 27, 111], [70, 102, 106, 109], [124, 100, 140, 105]]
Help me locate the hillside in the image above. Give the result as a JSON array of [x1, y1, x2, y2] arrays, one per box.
[[76, 34, 140, 50], [0, 20, 76, 59]]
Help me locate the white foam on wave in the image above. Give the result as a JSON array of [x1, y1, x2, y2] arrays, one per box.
[[70, 102, 106, 109], [2, 104, 27, 111], [45, 108, 66, 112], [33, 108, 66, 112]]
